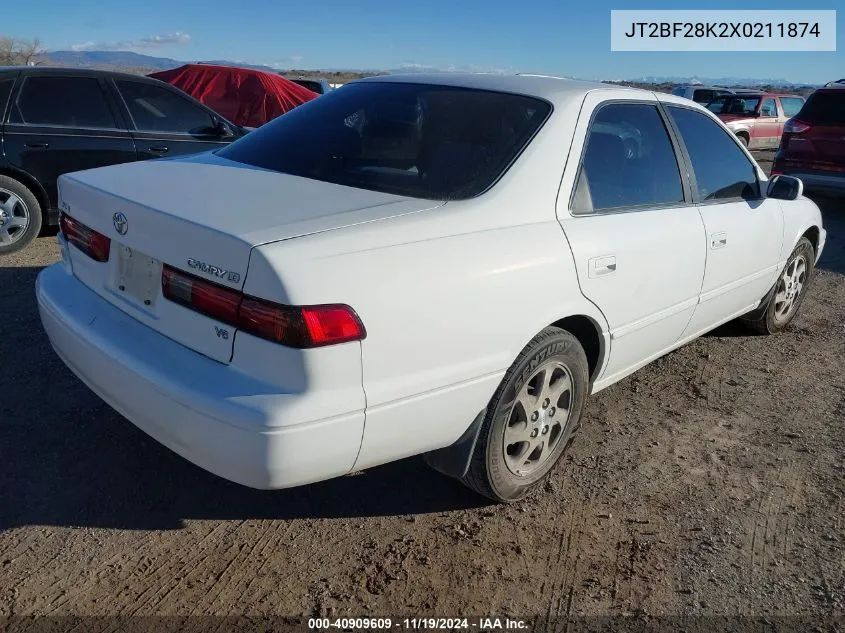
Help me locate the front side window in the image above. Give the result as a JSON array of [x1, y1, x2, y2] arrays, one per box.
[[116, 80, 215, 134], [668, 106, 760, 201], [217, 82, 551, 200], [10, 76, 116, 128], [780, 97, 805, 117], [572, 103, 684, 213]]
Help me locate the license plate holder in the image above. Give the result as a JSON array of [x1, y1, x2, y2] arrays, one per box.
[[115, 245, 161, 308]]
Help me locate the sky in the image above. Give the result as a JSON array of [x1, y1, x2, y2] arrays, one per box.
[[5, 0, 844, 84]]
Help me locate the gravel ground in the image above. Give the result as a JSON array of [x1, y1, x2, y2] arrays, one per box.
[[0, 153, 843, 630]]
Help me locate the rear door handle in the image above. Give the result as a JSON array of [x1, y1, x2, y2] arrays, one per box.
[[24, 142, 49, 149], [588, 255, 617, 278], [711, 232, 728, 249], [149, 146, 169, 154]]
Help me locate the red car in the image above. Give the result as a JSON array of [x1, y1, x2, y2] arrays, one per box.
[[705, 92, 805, 149], [772, 84, 845, 194]]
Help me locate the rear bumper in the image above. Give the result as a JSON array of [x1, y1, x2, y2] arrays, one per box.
[[36, 264, 365, 489]]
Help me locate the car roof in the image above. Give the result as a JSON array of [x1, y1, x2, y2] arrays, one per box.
[[354, 72, 645, 104], [0, 65, 162, 82]]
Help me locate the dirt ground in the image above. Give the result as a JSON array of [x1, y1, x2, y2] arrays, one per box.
[[1, 152, 843, 630]]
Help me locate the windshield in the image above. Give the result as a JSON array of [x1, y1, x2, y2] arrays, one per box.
[[671, 87, 686, 97], [706, 96, 761, 116], [216, 82, 552, 200]]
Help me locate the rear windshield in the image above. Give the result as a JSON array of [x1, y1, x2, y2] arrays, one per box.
[[798, 91, 845, 125], [216, 82, 552, 200], [706, 96, 761, 115]]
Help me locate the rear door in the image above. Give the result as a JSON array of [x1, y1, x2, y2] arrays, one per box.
[[111, 78, 236, 160], [754, 97, 781, 149], [557, 95, 707, 383], [664, 104, 784, 336], [3, 73, 136, 207]]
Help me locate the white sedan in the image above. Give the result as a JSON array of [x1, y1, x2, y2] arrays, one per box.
[[37, 73, 826, 502]]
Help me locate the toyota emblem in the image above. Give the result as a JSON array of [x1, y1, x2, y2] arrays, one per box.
[[113, 212, 128, 235]]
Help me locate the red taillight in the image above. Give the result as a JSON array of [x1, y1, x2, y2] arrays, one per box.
[[161, 265, 366, 348], [302, 305, 367, 346], [162, 266, 241, 325], [784, 119, 811, 134], [59, 212, 111, 262]]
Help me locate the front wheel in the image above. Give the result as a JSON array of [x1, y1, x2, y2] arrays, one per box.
[[742, 237, 815, 334], [461, 327, 589, 502]]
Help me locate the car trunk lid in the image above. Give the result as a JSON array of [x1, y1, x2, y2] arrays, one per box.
[[58, 153, 442, 363]]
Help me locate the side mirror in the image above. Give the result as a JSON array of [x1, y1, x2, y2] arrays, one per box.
[[214, 119, 235, 139], [767, 175, 803, 201]]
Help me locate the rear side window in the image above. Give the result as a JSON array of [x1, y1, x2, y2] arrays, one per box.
[[780, 97, 805, 117], [217, 82, 551, 200], [668, 106, 759, 201], [572, 103, 684, 213], [10, 76, 116, 128], [797, 92, 845, 125], [116, 80, 215, 134]]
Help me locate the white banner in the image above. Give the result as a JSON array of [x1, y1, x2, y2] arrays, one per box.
[[611, 10, 836, 52]]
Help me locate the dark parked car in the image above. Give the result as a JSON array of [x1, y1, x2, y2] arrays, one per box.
[[670, 84, 734, 104], [0, 67, 245, 254], [771, 84, 845, 194], [286, 77, 333, 95]]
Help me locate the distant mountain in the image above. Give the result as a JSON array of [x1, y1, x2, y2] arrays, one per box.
[[42, 51, 281, 74], [630, 75, 820, 88], [39, 52, 820, 88], [44, 50, 183, 70]]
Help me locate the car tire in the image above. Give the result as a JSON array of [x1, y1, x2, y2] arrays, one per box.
[[741, 237, 814, 335], [461, 327, 589, 502], [737, 133, 749, 148], [0, 175, 42, 256]]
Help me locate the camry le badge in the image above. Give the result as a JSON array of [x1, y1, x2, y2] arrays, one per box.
[[113, 212, 128, 235], [187, 258, 241, 283]]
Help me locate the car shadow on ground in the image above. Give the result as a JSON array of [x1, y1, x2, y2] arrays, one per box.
[[0, 265, 489, 532], [808, 194, 845, 275]]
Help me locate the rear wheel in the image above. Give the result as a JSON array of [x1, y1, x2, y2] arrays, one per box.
[[742, 237, 814, 334], [736, 132, 749, 148], [461, 327, 589, 502], [0, 176, 42, 256]]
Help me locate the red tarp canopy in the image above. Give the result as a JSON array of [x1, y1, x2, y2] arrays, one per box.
[[149, 63, 319, 128]]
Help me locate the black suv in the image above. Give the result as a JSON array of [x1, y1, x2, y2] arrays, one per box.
[[0, 67, 246, 254]]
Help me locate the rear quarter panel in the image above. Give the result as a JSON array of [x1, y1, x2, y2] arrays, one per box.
[[244, 99, 610, 468]]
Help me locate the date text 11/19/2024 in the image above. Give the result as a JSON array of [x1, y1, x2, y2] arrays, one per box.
[[307, 617, 530, 630]]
